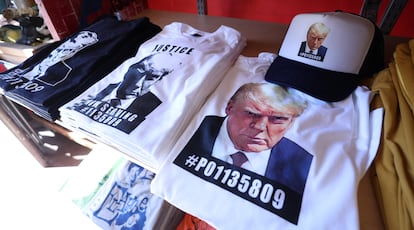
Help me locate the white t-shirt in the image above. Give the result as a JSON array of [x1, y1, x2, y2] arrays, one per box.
[[81, 159, 164, 230], [151, 53, 383, 229], [59, 22, 246, 171]]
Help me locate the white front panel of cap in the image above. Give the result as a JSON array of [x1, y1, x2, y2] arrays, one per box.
[[278, 12, 375, 74]]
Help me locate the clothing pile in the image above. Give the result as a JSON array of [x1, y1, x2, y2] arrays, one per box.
[[59, 22, 246, 171], [0, 16, 161, 121], [370, 39, 414, 230]]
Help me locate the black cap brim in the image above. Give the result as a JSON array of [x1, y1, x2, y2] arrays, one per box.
[[264, 56, 360, 102]]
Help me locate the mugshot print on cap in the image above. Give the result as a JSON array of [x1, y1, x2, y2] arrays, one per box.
[[297, 22, 330, 62], [265, 11, 384, 102]]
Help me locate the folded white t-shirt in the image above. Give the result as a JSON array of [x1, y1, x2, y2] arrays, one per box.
[[151, 53, 383, 229], [59, 22, 246, 171]]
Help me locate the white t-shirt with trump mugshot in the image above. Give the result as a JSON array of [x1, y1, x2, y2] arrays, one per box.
[[151, 53, 383, 229], [59, 22, 246, 172]]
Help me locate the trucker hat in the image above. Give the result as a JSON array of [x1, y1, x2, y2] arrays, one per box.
[[264, 11, 384, 102]]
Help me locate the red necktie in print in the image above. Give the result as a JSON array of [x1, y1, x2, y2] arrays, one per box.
[[230, 151, 248, 167]]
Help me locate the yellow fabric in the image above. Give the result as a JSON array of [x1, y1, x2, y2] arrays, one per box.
[[370, 39, 414, 230]]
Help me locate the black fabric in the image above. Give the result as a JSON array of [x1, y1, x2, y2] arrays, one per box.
[[265, 56, 359, 102], [359, 24, 385, 78], [0, 16, 161, 121]]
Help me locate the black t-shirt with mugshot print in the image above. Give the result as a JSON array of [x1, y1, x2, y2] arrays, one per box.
[[0, 16, 161, 121]]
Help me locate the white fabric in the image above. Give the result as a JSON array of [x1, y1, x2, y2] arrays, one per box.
[[279, 12, 374, 73], [81, 159, 164, 230], [59, 22, 246, 172], [151, 53, 383, 229]]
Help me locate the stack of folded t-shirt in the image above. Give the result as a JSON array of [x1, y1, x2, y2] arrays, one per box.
[[59, 22, 246, 171], [0, 16, 161, 121]]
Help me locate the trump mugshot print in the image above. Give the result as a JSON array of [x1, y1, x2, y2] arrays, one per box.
[[297, 22, 330, 62]]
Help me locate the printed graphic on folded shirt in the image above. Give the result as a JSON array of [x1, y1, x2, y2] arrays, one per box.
[[66, 52, 182, 133], [84, 161, 162, 230], [173, 112, 313, 225], [0, 31, 96, 94], [70, 91, 161, 134]]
